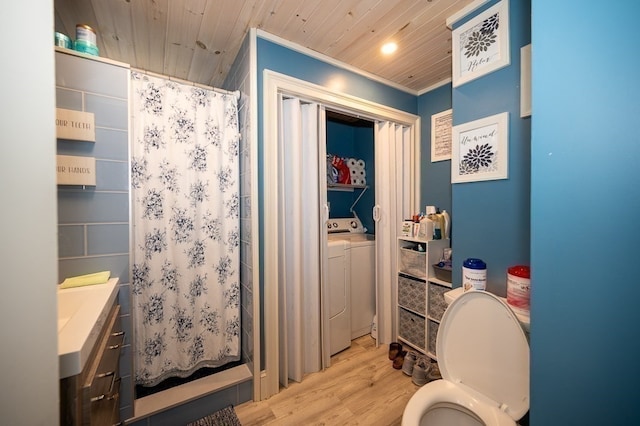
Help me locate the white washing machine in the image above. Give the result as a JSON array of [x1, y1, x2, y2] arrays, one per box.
[[327, 218, 376, 354]]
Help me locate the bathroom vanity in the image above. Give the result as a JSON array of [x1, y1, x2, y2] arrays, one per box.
[[58, 279, 123, 425]]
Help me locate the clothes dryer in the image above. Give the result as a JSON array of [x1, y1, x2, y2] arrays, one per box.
[[327, 218, 375, 352]]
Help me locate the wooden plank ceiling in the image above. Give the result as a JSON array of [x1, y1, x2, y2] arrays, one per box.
[[54, 0, 475, 92]]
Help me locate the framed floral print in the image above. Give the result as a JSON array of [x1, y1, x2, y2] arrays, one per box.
[[452, 0, 510, 87], [451, 112, 509, 183]]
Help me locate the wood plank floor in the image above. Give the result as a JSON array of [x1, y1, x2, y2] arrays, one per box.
[[235, 336, 421, 425]]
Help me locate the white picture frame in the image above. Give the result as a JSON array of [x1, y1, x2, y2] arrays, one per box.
[[452, 0, 510, 87], [431, 109, 453, 162], [451, 112, 509, 183], [520, 43, 532, 117]]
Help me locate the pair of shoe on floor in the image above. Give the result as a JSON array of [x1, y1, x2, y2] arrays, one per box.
[[388, 342, 406, 369], [393, 348, 442, 386]]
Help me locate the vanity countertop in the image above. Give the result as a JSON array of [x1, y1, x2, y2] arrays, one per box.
[[58, 278, 119, 378]]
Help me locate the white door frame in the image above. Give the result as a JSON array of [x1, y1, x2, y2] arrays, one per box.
[[262, 69, 420, 400]]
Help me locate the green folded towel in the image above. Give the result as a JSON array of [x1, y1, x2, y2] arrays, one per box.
[[60, 271, 111, 289]]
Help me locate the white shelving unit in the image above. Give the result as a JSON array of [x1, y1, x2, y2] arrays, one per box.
[[396, 236, 450, 360]]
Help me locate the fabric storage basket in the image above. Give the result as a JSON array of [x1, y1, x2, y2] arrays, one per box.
[[432, 264, 452, 283], [428, 319, 439, 357], [428, 282, 448, 321], [398, 275, 426, 315], [399, 248, 426, 279], [398, 307, 426, 351]]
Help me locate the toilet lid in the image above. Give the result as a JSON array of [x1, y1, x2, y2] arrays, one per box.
[[437, 290, 530, 420]]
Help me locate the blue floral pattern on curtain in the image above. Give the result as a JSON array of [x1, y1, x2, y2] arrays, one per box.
[[130, 72, 240, 387]]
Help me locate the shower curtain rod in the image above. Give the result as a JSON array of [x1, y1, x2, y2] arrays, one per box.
[[131, 67, 237, 96]]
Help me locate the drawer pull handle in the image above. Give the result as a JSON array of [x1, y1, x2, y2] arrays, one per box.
[[108, 344, 120, 350], [90, 394, 105, 402], [111, 331, 125, 337], [96, 371, 115, 379]]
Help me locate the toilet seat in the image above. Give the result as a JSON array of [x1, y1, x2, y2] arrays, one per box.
[[437, 290, 529, 420], [402, 291, 529, 425], [402, 379, 516, 426]]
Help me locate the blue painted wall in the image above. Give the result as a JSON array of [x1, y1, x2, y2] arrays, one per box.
[[418, 83, 453, 217], [257, 37, 417, 114], [326, 118, 375, 232], [530, 1, 640, 424], [450, 0, 531, 293]]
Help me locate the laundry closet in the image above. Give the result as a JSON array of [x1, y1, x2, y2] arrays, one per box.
[[325, 110, 376, 356], [267, 72, 418, 393]]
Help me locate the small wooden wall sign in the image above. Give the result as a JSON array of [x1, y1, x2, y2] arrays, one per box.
[[57, 155, 96, 186], [56, 108, 95, 142]]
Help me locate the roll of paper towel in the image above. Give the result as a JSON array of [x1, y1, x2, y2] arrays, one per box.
[[357, 159, 365, 169], [347, 158, 357, 168]]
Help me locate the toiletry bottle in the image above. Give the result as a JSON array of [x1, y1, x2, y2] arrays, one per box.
[[441, 210, 450, 239], [433, 219, 442, 240], [426, 206, 441, 240], [419, 215, 434, 240]]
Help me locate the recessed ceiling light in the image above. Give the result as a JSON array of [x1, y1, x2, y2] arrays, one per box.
[[381, 42, 397, 55]]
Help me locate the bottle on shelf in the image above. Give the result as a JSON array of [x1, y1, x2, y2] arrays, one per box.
[[441, 209, 450, 240], [426, 206, 444, 240], [418, 213, 434, 240]]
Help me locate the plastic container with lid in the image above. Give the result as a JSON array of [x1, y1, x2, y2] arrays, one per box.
[[76, 24, 97, 45], [462, 258, 486, 292], [74, 24, 99, 56], [507, 265, 531, 312], [55, 32, 72, 49]]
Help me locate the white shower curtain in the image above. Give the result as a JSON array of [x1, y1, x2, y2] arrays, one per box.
[[130, 72, 240, 387]]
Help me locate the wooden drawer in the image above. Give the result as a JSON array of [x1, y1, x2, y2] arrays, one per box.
[[90, 378, 120, 426], [91, 311, 123, 400], [81, 303, 123, 425]]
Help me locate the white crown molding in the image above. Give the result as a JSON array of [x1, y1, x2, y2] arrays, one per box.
[[255, 29, 418, 96], [417, 77, 453, 96], [446, 0, 492, 29]]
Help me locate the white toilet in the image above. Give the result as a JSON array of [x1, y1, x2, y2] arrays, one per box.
[[402, 290, 529, 426]]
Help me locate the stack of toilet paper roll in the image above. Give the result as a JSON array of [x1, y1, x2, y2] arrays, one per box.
[[347, 158, 367, 185]]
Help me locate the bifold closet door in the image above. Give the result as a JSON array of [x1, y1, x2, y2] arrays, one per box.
[[278, 97, 324, 386], [374, 121, 412, 345]]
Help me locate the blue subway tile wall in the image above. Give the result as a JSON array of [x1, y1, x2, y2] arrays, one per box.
[[87, 223, 129, 255], [57, 225, 85, 258], [57, 191, 129, 223], [55, 50, 133, 422], [224, 33, 255, 383]]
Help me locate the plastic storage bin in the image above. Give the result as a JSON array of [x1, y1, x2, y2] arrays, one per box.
[[432, 264, 452, 283]]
